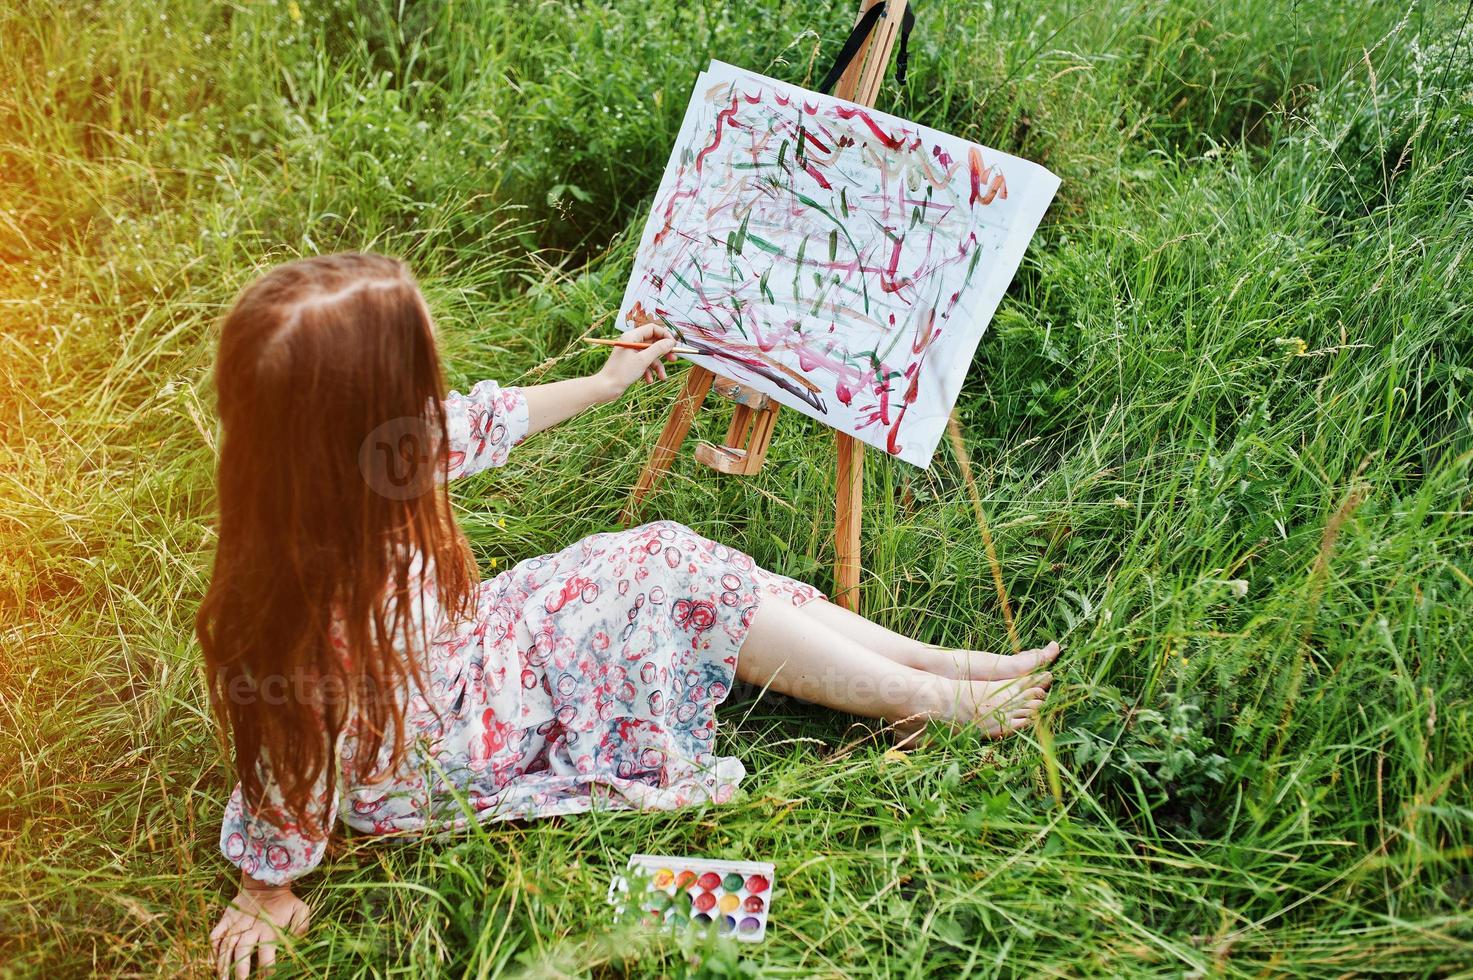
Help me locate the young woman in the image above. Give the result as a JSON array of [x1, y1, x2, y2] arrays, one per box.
[[201, 253, 1057, 977]]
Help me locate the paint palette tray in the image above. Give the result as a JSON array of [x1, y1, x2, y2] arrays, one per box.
[[610, 854, 775, 942]]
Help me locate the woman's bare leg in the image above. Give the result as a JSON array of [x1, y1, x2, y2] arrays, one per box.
[[794, 597, 1060, 680], [738, 594, 1051, 739]]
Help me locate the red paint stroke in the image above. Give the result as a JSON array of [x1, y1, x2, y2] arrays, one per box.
[[915, 228, 941, 285], [901, 195, 953, 213], [886, 360, 924, 456], [912, 309, 937, 354], [746, 316, 779, 353], [833, 105, 904, 149], [968, 147, 1008, 206], [914, 148, 960, 189], [696, 91, 761, 172], [879, 236, 908, 294], [803, 161, 832, 189], [652, 184, 698, 244], [744, 125, 777, 167], [626, 301, 655, 326], [803, 129, 832, 154], [854, 192, 954, 218]]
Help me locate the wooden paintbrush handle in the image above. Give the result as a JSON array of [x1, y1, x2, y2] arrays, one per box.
[[585, 337, 700, 355]]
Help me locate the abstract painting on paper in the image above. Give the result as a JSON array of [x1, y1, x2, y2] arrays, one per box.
[[616, 61, 1060, 468]]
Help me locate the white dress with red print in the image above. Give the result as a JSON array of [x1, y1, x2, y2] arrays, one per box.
[[220, 381, 822, 885]]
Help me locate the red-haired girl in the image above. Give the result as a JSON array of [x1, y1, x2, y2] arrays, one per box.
[[201, 254, 1057, 976]]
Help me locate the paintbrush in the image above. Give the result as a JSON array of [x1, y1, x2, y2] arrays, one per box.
[[584, 337, 702, 356]]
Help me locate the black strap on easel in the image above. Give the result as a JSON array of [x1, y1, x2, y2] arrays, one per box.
[[816, 1, 916, 96]]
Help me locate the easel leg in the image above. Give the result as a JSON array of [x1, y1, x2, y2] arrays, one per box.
[[827, 0, 901, 611], [622, 366, 715, 526], [834, 432, 863, 611]]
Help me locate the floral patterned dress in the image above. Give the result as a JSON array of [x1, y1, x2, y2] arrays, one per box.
[[220, 381, 822, 885]]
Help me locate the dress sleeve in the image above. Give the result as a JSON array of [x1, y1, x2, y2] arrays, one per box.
[[443, 381, 530, 480], [219, 755, 340, 887]]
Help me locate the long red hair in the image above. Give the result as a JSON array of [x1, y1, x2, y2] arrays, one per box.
[[197, 253, 474, 833]]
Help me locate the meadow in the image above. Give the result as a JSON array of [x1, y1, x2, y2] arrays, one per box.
[[2, 0, 1471, 975]]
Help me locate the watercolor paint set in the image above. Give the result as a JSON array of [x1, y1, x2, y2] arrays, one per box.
[[610, 854, 775, 942]]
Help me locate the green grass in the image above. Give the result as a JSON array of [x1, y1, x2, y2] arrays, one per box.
[[2, 0, 1471, 975]]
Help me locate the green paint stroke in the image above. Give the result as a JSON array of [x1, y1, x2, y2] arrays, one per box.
[[745, 233, 783, 256], [868, 213, 902, 245], [730, 214, 750, 255], [793, 237, 807, 299], [795, 192, 870, 314]]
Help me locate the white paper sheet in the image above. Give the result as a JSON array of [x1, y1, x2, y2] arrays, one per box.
[[617, 61, 1060, 467]]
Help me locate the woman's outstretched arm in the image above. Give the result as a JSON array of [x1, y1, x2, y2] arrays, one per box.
[[521, 323, 677, 435]]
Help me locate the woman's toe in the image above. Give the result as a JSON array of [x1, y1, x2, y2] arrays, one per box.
[[1018, 643, 1059, 668]]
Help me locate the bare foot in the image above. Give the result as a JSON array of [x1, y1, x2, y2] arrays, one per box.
[[893, 670, 1053, 747], [942, 642, 1060, 680], [935, 641, 1060, 681]]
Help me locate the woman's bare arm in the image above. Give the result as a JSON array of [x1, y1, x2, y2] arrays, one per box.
[[521, 324, 677, 435]]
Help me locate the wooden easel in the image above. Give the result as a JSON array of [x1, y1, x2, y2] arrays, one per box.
[[621, 0, 911, 613]]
